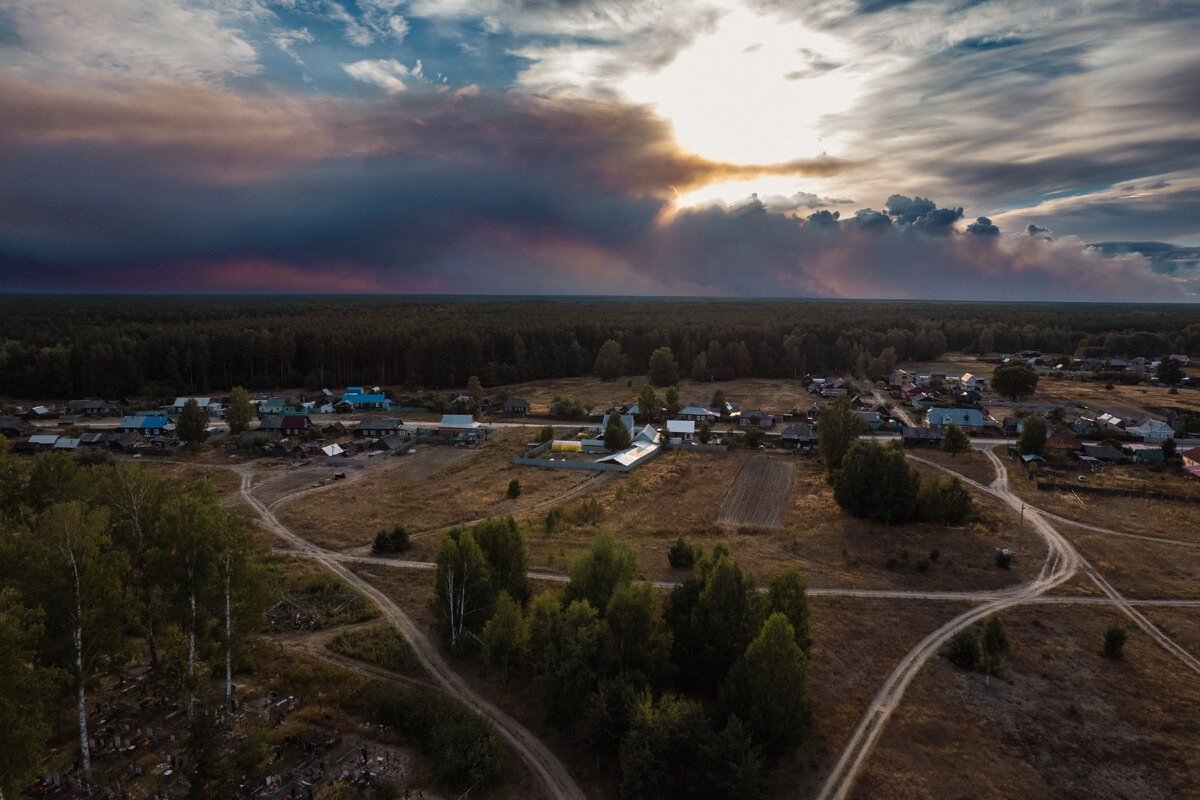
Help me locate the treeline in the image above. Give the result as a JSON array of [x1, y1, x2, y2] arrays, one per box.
[[0, 446, 269, 798], [430, 519, 815, 798], [1, 295, 1198, 399]]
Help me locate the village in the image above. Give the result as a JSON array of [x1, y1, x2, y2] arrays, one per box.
[[3, 354, 1198, 486]]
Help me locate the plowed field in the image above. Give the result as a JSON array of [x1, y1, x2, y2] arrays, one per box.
[[716, 455, 795, 527]]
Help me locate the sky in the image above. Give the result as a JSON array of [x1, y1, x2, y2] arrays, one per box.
[[0, 0, 1197, 300]]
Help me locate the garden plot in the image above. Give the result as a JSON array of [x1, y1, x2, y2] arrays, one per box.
[[716, 455, 795, 528]]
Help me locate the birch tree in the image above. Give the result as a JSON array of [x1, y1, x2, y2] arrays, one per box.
[[158, 484, 222, 715], [27, 502, 131, 788], [97, 463, 170, 669], [431, 530, 491, 651]]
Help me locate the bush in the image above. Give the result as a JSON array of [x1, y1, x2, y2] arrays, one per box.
[[545, 506, 565, 532], [929, 548, 940, 562], [945, 629, 980, 670], [995, 549, 1012, 569], [1102, 622, 1127, 659], [327, 626, 421, 675], [536, 425, 555, 444], [507, 478, 522, 498], [372, 524, 411, 554], [667, 537, 697, 569]]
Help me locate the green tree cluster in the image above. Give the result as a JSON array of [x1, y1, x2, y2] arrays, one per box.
[[832, 440, 976, 526], [0, 455, 269, 795], [992, 362, 1039, 401], [372, 524, 411, 554], [605, 410, 633, 452]]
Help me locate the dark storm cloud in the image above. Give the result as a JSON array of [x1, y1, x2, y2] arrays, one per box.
[[1087, 243, 1200, 276], [966, 217, 1000, 237], [1026, 224, 1052, 240]]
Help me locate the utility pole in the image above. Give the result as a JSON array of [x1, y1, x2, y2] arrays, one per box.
[[1017, 504, 1025, 557]]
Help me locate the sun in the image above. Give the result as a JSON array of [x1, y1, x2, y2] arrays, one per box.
[[619, 1, 862, 184]]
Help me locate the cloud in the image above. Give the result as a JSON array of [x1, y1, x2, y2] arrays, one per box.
[[965, 216, 999, 237], [271, 27, 316, 64], [342, 59, 415, 92], [0, 0, 263, 83], [1087, 242, 1200, 276]]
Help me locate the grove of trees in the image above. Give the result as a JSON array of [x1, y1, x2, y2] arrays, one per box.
[[0, 448, 269, 797], [430, 525, 817, 799]]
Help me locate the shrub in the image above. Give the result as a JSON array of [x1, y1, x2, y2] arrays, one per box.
[[995, 549, 1012, 569], [327, 626, 421, 675], [372, 524, 411, 554], [667, 537, 696, 569], [945, 629, 980, 670], [1102, 622, 1127, 659], [914, 557, 930, 573], [536, 425, 555, 444], [507, 478, 522, 498], [545, 506, 565, 532], [929, 548, 940, 562]]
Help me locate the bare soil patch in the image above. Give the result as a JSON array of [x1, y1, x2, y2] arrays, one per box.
[[716, 455, 796, 527], [856, 604, 1200, 800]]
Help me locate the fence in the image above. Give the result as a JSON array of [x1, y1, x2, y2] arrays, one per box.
[[1036, 480, 1200, 505]]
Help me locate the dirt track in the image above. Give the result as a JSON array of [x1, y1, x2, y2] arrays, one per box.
[[715, 455, 795, 527]]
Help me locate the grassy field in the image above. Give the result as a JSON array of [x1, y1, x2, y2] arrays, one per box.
[[855, 604, 1200, 800]]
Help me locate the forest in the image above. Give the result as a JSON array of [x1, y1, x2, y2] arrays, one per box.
[[1, 295, 1198, 399]]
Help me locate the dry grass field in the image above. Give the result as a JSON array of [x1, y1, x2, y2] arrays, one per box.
[[1042, 378, 1200, 414], [855, 604, 1200, 800], [493, 375, 817, 416], [999, 459, 1200, 545]]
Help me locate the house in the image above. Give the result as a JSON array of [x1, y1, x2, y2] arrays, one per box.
[[68, 398, 120, 416], [634, 425, 660, 445], [1168, 354, 1190, 365], [53, 437, 81, 451], [954, 389, 981, 406], [118, 415, 172, 435], [911, 393, 940, 411], [341, 390, 393, 410], [737, 410, 774, 428], [28, 434, 59, 451], [258, 397, 304, 417], [106, 432, 144, 452], [239, 430, 283, 447], [1095, 412, 1125, 432], [926, 407, 986, 433], [171, 397, 220, 415], [1127, 444, 1165, 464], [1185, 465, 1200, 482], [820, 378, 847, 397], [780, 424, 817, 450], [319, 443, 345, 458], [901, 426, 941, 448], [259, 414, 312, 436], [1125, 418, 1175, 443], [677, 404, 718, 422], [1182, 446, 1200, 467], [849, 394, 868, 410], [0, 416, 34, 438], [1081, 443, 1130, 463], [889, 369, 916, 388], [439, 414, 485, 440], [503, 397, 531, 416], [1047, 432, 1083, 451], [353, 418, 404, 438], [852, 410, 885, 430], [1002, 417, 1023, 436], [666, 419, 695, 442], [1072, 417, 1100, 437]]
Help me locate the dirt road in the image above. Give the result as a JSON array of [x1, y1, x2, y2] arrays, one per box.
[[240, 472, 587, 800]]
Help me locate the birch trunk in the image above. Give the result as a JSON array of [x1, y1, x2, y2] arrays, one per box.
[[188, 584, 196, 718], [69, 551, 92, 786], [224, 553, 232, 717], [76, 624, 91, 786]]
